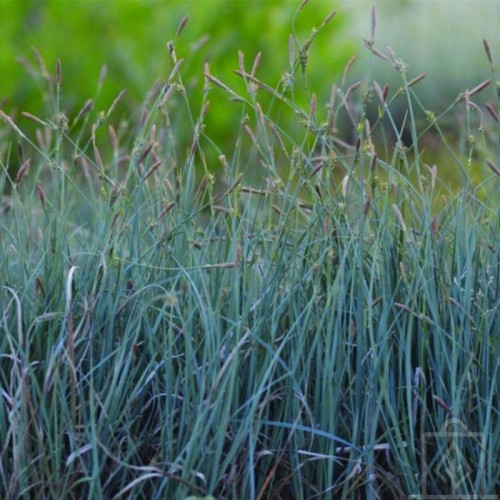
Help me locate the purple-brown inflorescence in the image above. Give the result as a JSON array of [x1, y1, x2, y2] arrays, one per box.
[[483, 38, 494, 66], [15, 159, 30, 185], [371, 5, 376, 42], [0, 111, 26, 138], [486, 159, 500, 176], [175, 15, 189, 38], [21, 111, 49, 128], [486, 103, 499, 123], [56, 59, 62, 89], [407, 73, 426, 89], [469, 79, 491, 97]]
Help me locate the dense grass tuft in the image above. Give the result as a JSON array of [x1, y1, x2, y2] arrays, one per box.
[[0, 10, 499, 499]]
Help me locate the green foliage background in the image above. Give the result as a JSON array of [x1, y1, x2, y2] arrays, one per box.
[[2, 1, 498, 191], [1, 1, 354, 152]]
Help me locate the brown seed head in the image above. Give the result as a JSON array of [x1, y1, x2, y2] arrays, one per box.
[[486, 103, 499, 122], [167, 42, 177, 63], [370, 45, 388, 61], [251, 52, 262, 77], [407, 73, 426, 88], [371, 5, 376, 41], [386, 46, 397, 65], [73, 99, 94, 125], [320, 10, 337, 30], [36, 184, 46, 208], [483, 38, 494, 66], [486, 158, 500, 176], [0, 111, 26, 138], [108, 125, 119, 153], [221, 173, 244, 199], [355, 136, 361, 153], [345, 81, 361, 101], [298, 0, 309, 11], [238, 51, 245, 73], [98, 64, 107, 90], [107, 89, 127, 117], [175, 15, 189, 38], [383, 84, 389, 101], [342, 55, 357, 86], [432, 395, 452, 416], [235, 244, 242, 266], [431, 217, 439, 238], [56, 59, 62, 88], [309, 93, 317, 121], [31, 46, 50, 82], [35, 276, 46, 296], [21, 111, 48, 127], [373, 82, 384, 103], [363, 195, 371, 216], [139, 142, 154, 164], [469, 79, 491, 97], [168, 59, 184, 84], [15, 158, 31, 185], [144, 160, 162, 180]]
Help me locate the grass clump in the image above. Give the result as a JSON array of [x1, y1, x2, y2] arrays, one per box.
[[0, 7, 499, 499]]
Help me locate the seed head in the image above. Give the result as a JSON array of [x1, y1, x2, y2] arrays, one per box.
[[432, 395, 452, 416], [386, 46, 397, 65], [138, 142, 154, 164], [98, 64, 108, 90], [342, 55, 357, 86], [373, 82, 384, 103], [407, 73, 426, 88], [35, 276, 46, 296], [363, 195, 371, 216], [144, 160, 162, 180], [371, 5, 376, 41], [175, 15, 189, 38], [251, 52, 262, 77], [469, 79, 491, 97], [73, 99, 94, 126], [392, 204, 407, 233], [355, 136, 361, 154], [36, 183, 46, 208], [238, 51, 245, 73], [15, 158, 30, 185], [107, 89, 128, 117], [383, 84, 389, 101], [399, 262, 408, 284], [31, 46, 50, 83], [483, 38, 494, 66], [108, 125, 119, 153], [431, 217, 439, 238], [56, 59, 62, 88], [486, 158, 500, 176], [486, 103, 499, 122], [320, 10, 337, 30], [0, 111, 26, 138], [21, 111, 49, 127], [298, 0, 309, 11]]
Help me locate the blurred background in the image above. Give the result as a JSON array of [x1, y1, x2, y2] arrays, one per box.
[[345, 1, 498, 102], [1, 0, 499, 182]]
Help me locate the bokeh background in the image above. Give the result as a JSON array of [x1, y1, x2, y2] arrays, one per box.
[[2, 0, 499, 182]]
